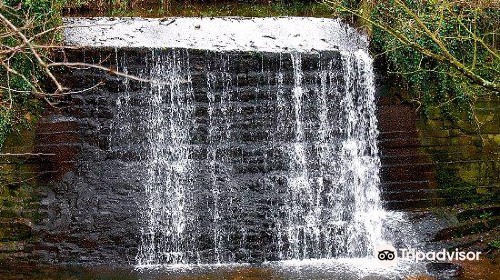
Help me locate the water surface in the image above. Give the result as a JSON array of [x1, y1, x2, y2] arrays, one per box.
[[2, 259, 430, 280]]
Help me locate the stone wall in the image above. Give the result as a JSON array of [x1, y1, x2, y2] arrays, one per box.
[[0, 128, 40, 263], [378, 96, 500, 210]]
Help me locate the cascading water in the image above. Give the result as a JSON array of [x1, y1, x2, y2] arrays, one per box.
[[275, 50, 386, 260], [205, 54, 235, 263], [74, 17, 411, 267], [284, 52, 318, 259], [119, 49, 391, 266], [136, 50, 196, 265]]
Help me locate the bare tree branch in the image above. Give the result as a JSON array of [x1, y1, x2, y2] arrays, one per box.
[[327, 0, 500, 93], [0, 12, 66, 94]]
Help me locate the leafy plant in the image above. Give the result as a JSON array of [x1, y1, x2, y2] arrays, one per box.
[[489, 240, 500, 249], [328, 0, 499, 117], [479, 212, 492, 219], [0, 0, 66, 148]]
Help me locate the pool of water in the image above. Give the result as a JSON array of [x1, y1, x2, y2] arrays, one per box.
[[1, 258, 432, 280]]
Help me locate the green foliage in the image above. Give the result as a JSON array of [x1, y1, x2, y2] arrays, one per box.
[[63, 0, 331, 17], [0, 0, 64, 148], [368, 0, 499, 115], [169, 1, 331, 17], [479, 212, 492, 219], [489, 240, 500, 249], [0, 108, 13, 146]]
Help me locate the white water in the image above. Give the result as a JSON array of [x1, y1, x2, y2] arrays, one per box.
[[136, 50, 195, 265], [273, 50, 390, 260], [64, 17, 367, 53]]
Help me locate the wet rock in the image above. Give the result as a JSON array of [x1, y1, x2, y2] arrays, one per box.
[[433, 217, 500, 241], [0, 218, 32, 241], [426, 262, 463, 278]]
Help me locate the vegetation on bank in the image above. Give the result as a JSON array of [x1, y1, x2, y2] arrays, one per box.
[[63, 0, 332, 17], [334, 0, 499, 124], [1, 0, 65, 148], [0, 0, 499, 148]]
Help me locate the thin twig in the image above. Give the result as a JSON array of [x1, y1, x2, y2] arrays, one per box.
[[0, 13, 65, 94], [48, 62, 165, 84]]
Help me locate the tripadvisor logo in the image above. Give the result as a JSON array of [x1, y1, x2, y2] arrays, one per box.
[[374, 244, 482, 267], [375, 244, 398, 267]]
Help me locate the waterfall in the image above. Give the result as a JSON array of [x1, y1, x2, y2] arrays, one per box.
[[284, 52, 318, 259], [274, 50, 385, 260], [108, 48, 392, 267], [57, 16, 422, 271], [135, 50, 195, 265], [205, 54, 235, 263]]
